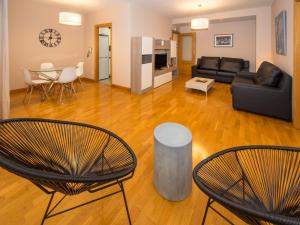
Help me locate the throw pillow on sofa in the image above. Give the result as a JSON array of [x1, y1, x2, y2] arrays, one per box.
[[198, 57, 220, 70], [220, 58, 243, 73], [254, 61, 283, 87], [255, 68, 283, 87]]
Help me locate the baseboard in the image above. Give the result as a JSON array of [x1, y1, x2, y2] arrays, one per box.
[[82, 77, 97, 83], [10, 87, 26, 94], [111, 84, 130, 91]]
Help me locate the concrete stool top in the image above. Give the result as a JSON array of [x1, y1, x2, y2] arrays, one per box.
[[154, 123, 192, 148]]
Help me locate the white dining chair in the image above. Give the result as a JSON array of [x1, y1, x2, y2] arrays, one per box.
[[23, 69, 50, 104], [76, 62, 84, 85], [39, 62, 59, 80], [56, 67, 77, 103]]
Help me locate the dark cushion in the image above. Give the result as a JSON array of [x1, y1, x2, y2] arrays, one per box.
[[260, 69, 283, 87], [198, 57, 220, 70], [217, 71, 235, 78], [220, 57, 243, 73], [254, 62, 283, 87], [196, 69, 217, 76], [233, 76, 255, 85]]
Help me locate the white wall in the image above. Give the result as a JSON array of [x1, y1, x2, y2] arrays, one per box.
[[271, 0, 294, 75], [84, 1, 172, 88], [84, 1, 131, 88], [8, 0, 85, 90], [173, 7, 272, 71], [131, 3, 172, 40], [179, 19, 256, 72]]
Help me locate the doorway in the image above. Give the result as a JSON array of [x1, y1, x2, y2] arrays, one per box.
[[178, 32, 196, 77], [94, 23, 112, 84]]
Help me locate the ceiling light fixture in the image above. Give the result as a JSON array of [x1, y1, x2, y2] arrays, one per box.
[[191, 18, 209, 30], [59, 12, 82, 26]]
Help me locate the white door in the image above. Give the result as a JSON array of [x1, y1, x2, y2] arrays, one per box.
[[99, 34, 110, 80]]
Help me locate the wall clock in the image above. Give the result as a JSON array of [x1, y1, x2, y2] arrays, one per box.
[[39, 28, 61, 47]]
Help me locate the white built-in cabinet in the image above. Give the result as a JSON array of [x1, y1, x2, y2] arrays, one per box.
[[170, 40, 177, 58], [131, 36, 177, 94], [154, 72, 172, 88], [131, 37, 153, 94]]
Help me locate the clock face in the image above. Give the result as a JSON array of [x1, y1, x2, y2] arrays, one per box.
[[39, 28, 61, 47]]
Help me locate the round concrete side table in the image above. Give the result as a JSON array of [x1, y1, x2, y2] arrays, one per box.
[[153, 122, 192, 201]]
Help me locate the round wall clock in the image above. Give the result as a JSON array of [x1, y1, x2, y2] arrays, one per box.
[[39, 28, 61, 47]]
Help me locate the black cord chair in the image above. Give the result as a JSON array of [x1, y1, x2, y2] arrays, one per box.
[[193, 146, 299, 225], [0, 118, 137, 225]]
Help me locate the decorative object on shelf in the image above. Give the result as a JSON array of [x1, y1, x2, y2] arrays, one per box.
[[191, 18, 209, 30], [0, 118, 137, 225], [275, 10, 287, 55], [39, 28, 61, 48], [59, 12, 82, 26], [193, 145, 300, 225], [214, 34, 233, 47]]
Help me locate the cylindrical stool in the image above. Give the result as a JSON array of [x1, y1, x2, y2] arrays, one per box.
[[154, 122, 192, 201]]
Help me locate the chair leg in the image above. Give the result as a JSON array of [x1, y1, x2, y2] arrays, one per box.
[[71, 82, 76, 94], [27, 86, 34, 104], [78, 77, 83, 87], [23, 86, 30, 103], [59, 84, 64, 103], [120, 182, 132, 225], [41, 192, 55, 225], [41, 84, 49, 101], [202, 198, 211, 225]]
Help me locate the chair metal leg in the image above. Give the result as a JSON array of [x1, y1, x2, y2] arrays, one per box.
[[120, 182, 132, 225], [41, 192, 55, 225], [71, 82, 76, 94], [78, 77, 83, 88], [202, 198, 211, 225], [23, 86, 30, 104], [41, 84, 49, 101], [27, 86, 34, 104], [59, 84, 64, 103]]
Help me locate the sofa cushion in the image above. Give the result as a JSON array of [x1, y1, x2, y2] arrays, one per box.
[[196, 69, 217, 76], [260, 69, 283, 87], [254, 62, 283, 87], [217, 71, 235, 78], [220, 57, 243, 73], [198, 57, 220, 70], [233, 76, 255, 85]]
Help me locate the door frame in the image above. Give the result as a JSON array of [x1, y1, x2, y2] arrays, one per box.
[[294, 1, 300, 128], [94, 23, 112, 81], [178, 32, 196, 75]]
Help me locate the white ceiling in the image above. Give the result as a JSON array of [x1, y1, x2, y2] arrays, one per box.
[[134, 0, 274, 18], [31, 0, 274, 17]]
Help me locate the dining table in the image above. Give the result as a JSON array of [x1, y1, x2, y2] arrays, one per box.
[[29, 67, 78, 93]]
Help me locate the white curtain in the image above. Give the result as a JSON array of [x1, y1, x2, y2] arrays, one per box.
[[0, 0, 10, 119]]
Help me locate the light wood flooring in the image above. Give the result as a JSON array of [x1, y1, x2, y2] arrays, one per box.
[[1, 75, 300, 225]]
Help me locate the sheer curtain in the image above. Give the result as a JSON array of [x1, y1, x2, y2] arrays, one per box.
[[0, 0, 10, 119]]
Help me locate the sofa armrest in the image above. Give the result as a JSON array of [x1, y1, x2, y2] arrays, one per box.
[[231, 82, 292, 120], [236, 71, 256, 79], [192, 65, 198, 74], [232, 82, 283, 94]]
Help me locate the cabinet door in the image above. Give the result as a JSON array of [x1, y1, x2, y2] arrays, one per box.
[[141, 63, 153, 90], [170, 40, 177, 58], [142, 37, 153, 55]]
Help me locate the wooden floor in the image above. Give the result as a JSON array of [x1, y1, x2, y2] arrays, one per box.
[[2, 75, 300, 225]]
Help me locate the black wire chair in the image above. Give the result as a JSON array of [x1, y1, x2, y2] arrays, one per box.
[[193, 146, 299, 225], [0, 118, 137, 225]]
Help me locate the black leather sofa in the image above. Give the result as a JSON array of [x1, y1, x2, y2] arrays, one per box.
[[231, 61, 292, 121], [192, 57, 250, 83]]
